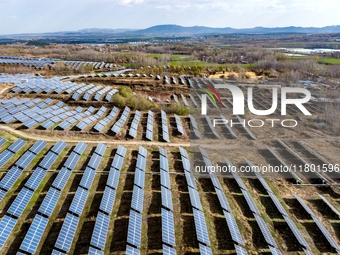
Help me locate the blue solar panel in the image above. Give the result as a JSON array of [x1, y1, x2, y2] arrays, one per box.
[[20, 214, 49, 254], [0, 189, 6, 200], [134, 168, 145, 189], [127, 210, 142, 248], [160, 170, 171, 189], [116, 145, 127, 157], [25, 167, 46, 190], [52, 167, 71, 190], [69, 187, 88, 216], [269, 246, 282, 255], [234, 244, 248, 255], [0, 215, 17, 249], [106, 167, 121, 189], [253, 213, 278, 248], [0, 166, 21, 191], [99, 186, 116, 214], [7, 139, 26, 153], [209, 173, 223, 191], [161, 186, 173, 210], [80, 167, 96, 189], [223, 211, 244, 246], [73, 142, 87, 155], [184, 171, 197, 190], [199, 244, 213, 255], [15, 151, 36, 169], [0, 137, 7, 147], [282, 215, 310, 249], [163, 244, 176, 255], [0, 150, 14, 167], [88, 247, 104, 255], [136, 155, 146, 171], [39, 187, 61, 217], [111, 155, 124, 170], [193, 208, 211, 245], [90, 212, 110, 250], [131, 185, 144, 213], [160, 156, 169, 172], [95, 143, 107, 156], [8, 187, 34, 217], [88, 154, 102, 170], [216, 189, 231, 212], [162, 208, 176, 246], [182, 157, 191, 172], [126, 245, 140, 255], [51, 249, 67, 255], [188, 186, 202, 210], [242, 190, 260, 215], [55, 213, 79, 252], [64, 152, 80, 170], [138, 146, 147, 158], [29, 140, 46, 155]]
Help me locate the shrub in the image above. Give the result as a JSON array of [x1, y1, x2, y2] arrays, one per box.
[[112, 94, 126, 108], [166, 104, 190, 115], [119, 86, 133, 98]]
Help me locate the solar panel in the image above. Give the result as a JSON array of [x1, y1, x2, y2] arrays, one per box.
[[52, 167, 72, 190], [193, 208, 210, 245], [318, 194, 340, 217], [160, 170, 171, 189], [90, 212, 110, 250], [126, 245, 140, 255], [134, 168, 145, 189], [269, 246, 283, 255], [182, 157, 191, 172], [199, 244, 213, 255], [0, 166, 21, 191], [8, 138, 26, 153], [303, 248, 314, 255], [188, 186, 202, 210], [99, 186, 116, 214], [73, 142, 87, 155], [138, 146, 147, 158], [0, 150, 14, 167], [268, 192, 288, 216], [311, 215, 340, 250], [223, 211, 244, 245], [95, 143, 107, 156], [20, 214, 49, 254], [131, 185, 144, 213], [0, 215, 17, 249], [80, 167, 96, 189], [282, 215, 310, 249], [106, 168, 121, 189], [15, 151, 36, 169], [185, 171, 197, 190], [209, 173, 223, 190], [163, 244, 176, 255], [161, 186, 173, 211], [38, 187, 61, 217], [69, 187, 88, 216], [7, 187, 34, 217], [111, 155, 124, 170], [241, 190, 260, 215], [160, 156, 169, 172], [127, 210, 142, 248], [216, 189, 231, 212], [64, 152, 80, 170], [293, 194, 315, 216], [162, 208, 176, 246], [174, 114, 184, 135], [136, 155, 146, 171], [55, 213, 79, 252], [253, 213, 278, 248], [234, 244, 248, 255], [52, 249, 67, 255], [116, 145, 127, 157], [29, 140, 46, 155], [88, 247, 104, 255], [0, 189, 6, 200]]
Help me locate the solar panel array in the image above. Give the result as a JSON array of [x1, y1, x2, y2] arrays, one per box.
[[229, 161, 281, 251], [0, 56, 57, 69], [94, 87, 111, 101], [161, 110, 170, 142], [58, 106, 95, 130], [198, 147, 245, 248], [0, 138, 26, 167], [129, 110, 141, 138], [180, 94, 189, 107], [88, 145, 127, 254], [159, 147, 176, 253], [83, 85, 103, 101], [111, 106, 130, 134], [179, 147, 211, 253], [76, 106, 107, 130], [145, 110, 154, 141], [104, 88, 119, 101], [125, 146, 147, 253], [293, 194, 340, 252], [17, 142, 85, 254], [93, 107, 119, 132], [72, 84, 95, 100], [204, 115, 220, 139]]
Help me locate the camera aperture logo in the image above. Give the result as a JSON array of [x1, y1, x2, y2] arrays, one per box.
[[200, 84, 312, 128]]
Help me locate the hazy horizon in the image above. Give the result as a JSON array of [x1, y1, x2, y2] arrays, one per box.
[[1, 0, 340, 34]]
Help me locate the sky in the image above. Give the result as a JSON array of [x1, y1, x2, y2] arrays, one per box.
[[0, 0, 340, 34]]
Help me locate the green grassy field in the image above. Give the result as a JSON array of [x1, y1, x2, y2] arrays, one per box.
[[318, 57, 340, 65]]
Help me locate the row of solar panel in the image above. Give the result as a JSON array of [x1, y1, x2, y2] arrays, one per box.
[[129, 110, 141, 138], [179, 147, 212, 254], [161, 110, 170, 142], [111, 106, 130, 134], [93, 107, 119, 132]]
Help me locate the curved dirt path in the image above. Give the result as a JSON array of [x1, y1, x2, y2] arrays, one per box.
[[0, 125, 190, 147]]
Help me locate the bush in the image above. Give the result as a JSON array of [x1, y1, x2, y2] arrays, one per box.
[[119, 86, 133, 98], [166, 104, 190, 115], [112, 94, 126, 108]]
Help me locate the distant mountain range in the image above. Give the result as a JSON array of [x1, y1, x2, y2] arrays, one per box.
[[1, 24, 340, 42]]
